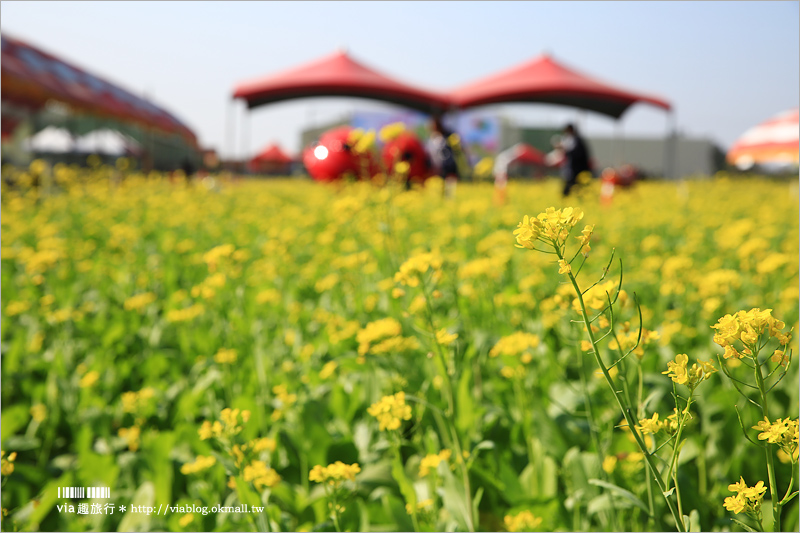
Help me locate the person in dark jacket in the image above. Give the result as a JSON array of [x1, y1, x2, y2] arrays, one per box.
[[560, 123, 592, 197]]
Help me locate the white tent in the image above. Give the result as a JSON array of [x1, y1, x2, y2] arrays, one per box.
[[74, 129, 142, 156], [22, 126, 75, 153]]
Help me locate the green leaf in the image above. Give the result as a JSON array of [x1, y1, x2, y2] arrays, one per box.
[[456, 362, 476, 435], [117, 481, 155, 532], [588, 479, 651, 515], [2, 404, 30, 441]]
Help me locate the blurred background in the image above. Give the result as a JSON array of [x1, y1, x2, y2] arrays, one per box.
[[2, 1, 798, 178]]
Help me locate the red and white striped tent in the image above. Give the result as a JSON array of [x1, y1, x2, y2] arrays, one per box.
[[727, 108, 799, 171]]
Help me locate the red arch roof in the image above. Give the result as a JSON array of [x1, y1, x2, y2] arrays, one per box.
[[232, 50, 452, 113], [1, 34, 198, 145], [448, 54, 671, 118]]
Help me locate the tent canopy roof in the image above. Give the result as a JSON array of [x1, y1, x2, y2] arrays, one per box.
[[251, 143, 294, 164], [1, 34, 198, 145], [448, 54, 671, 118], [233, 50, 451, 113]]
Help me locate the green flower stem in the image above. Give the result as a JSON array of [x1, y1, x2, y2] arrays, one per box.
[[753, 352, 781, 532], [512, 376, 536, 468], [555, 244, 685, 532], [579, 341, 621, 531]]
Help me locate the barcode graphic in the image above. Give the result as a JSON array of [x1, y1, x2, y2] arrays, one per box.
[[58, 487, 110, 499]]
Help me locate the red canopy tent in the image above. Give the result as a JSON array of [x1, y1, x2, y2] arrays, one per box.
[[509, 143, 547, 165], [448, 53, 671, 118], [232, 50, 451, 114], [249, 143, 294, 174]]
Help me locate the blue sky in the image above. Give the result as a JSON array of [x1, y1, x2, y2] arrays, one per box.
[[2, 1, 798, 157]]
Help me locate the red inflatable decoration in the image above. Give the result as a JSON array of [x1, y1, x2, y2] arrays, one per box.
[[303, 126, 379, 182], [381, 131, 431, 184]]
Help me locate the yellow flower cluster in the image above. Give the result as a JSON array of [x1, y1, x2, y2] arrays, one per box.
[[243, 460, 281, 490], [379, 122, 405, 142], [191, 273, 227, 300], [712, 308, 791, 359], [367, 392, 412, 431], [724, 477, 767, 515], [79, 370, 100, 388], [575, 224, 595, 256], [203, 244, 235, 270], [30, 404, 47, 422], [166, 303, 204, 323], [394, 251, 443, 287], [230, 436, 278, 468], [418, 449, 451, 477], [121, 387, 155, 413], [753, 417, 799, 461], [214, 348, 238, 364], [356, 317, 418, 356], [405, 498, 434, 515], [1, 451, 17, 476], [504, 510, 543, 532], [198, 408, 251, 440], [489, 332, 541, 362], [436, 329, 458, 346], [308, 461, 360, 486], [123, 292, 156, 312], [635, 410, 681, 436], [514, 207, 584, 249], [118, 425, 141, 451], [662, 353, 716, 389], [180, 455, 216, 475]]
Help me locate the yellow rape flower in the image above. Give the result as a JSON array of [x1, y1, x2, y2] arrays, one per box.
[[214, 348, 238, 364], [663, 354, 716, 389], [724, 477, 767, 515], [419, 449, 451, 477], [752, 417, 799, 460], [308, 461, 360, 486], [79, 371, 100, 388], [124, 292, 156, 312], [181, 455, 217, 475], [243, 460, 281, 490], [367, 392, 412, 431], [1, 451, 17, 476], [504, 510, 543, 532], [436, 329, 458, 346]]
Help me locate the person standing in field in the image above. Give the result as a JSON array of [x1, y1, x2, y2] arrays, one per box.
[[559, 123, 592, 197], [426, 114, 462, 197]]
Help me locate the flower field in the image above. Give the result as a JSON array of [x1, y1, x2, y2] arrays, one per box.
[[1, 166, 798, 532]]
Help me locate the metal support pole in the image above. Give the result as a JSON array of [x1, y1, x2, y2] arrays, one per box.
[[240, 103, 248, 175], [614, 120, 623, 168], [663, 109, 677, 179], [226, 98, 236, 171]]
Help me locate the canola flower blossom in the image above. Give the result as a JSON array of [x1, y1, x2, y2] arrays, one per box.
[[504, 510, 543, 532], [724, 477, 768, 515], [243, 460, 281, 490], [712, 308, 791, 359], [418, 449, 452, 477], [367, 391, 412, 431], [662, 353, 717, 389], [513, 207, 585, 249], [308, 461, 361, 486], [198, 408, 250, 440], [752, 417, 800, 461], [180, 455, 216, 475], [394, 251, 443, 287]]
